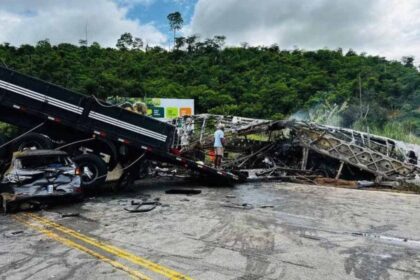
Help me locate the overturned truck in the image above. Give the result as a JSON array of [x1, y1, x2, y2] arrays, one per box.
[[0, 66, 239, 206], [174, 114, 420, 187]]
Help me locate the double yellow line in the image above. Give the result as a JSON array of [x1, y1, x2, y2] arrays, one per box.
[[14, 213, 192, 280]]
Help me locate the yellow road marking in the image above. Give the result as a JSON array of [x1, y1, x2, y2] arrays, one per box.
[[13, 215, 151, 280], [23, 213, 192, 280]]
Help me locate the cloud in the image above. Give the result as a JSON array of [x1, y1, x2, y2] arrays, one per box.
[[189, 0, 420, 61], [0, 0, 167, 47], [115, 0, 156, 8]]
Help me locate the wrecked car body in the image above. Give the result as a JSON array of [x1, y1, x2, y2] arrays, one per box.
[[0, 150, 82, 212]]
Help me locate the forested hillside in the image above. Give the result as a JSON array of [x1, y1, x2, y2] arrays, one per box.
[[0, 35, 419, 141]]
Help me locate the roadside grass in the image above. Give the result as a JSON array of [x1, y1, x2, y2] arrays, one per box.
[[370, 123, 420, 145], [353, 121, 420, 145]]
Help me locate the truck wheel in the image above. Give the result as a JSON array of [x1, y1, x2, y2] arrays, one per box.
[[0, 134, 7, 159], [13, 133, 53, 151], [73, 154, 108, 189], [138, 159, 151, 179]]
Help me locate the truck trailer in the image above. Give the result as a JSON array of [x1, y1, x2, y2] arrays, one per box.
[[0, 66, 239, 189]]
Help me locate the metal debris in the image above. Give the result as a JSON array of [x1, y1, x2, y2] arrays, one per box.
[[221, 202, 254, 210], [165, 189, 202, 195], [4, 230, 24, 237], [124, 199, 161, 213], [60, 213, 80, 218], [173, 114, 420, 188]]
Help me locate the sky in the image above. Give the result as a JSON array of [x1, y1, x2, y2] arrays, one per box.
[[0, 0, 420, 62]]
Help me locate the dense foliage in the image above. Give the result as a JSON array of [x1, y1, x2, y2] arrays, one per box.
[[0, 35, 419, 140]]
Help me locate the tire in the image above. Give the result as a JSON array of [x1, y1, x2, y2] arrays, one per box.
[[0, 134, 7, 159], [72, 139, 118, 170], [73, 154, 108, 189], [138, 159, 151, 179], [114, 171, 135, 192], [0, 195, 3, 214], [12, 132, 53, 152]]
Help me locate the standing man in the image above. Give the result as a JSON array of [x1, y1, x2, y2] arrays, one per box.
[[214, 124, 225, 168]]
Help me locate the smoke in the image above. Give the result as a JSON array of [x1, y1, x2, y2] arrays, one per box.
[[288, 101, 349, 127], [287, 110, 309, 122]]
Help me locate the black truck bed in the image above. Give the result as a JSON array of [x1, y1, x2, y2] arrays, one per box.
[[0, 66, 239, 183], [0, 66, 173, 151]]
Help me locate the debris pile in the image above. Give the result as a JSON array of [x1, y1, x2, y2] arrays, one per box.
[[173, 114, 420, 189]]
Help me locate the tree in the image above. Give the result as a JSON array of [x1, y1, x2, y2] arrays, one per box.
[[402, 56, 415, 68], [213, 35, 226, 50], [36, 39, 51, 49], [79, 39, 88, 47], [132, 37, 143, 50], [91, 42, 101, 49], [116, 33, 134, 50], [167, 12, 183, 49], [261, 82, 299, 117], [185, 35, 198, 53], [174, 36, 186, 50], [268, 44, 279, 52]]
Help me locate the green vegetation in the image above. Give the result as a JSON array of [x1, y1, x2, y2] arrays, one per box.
[[0, 33, 419, 142], [0, 122, 17, 138]]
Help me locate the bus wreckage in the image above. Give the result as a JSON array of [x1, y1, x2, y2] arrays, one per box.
[[172, 114, 420, 188]]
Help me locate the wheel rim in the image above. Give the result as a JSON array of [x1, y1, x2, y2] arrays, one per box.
[[18, 140, 43, 151], [79, 163, 99, 184]]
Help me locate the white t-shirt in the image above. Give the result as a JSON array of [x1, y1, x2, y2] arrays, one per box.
[[214, 129, 224, 147]]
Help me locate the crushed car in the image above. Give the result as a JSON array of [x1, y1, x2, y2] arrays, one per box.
[[0, 150, 83, 213]]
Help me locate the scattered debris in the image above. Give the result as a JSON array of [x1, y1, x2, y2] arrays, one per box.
[[124, 203, 158, 213], [351, 232, 420, 246], [260, 205, 275, 208], [314, 178, 357, 188], [300, 234, 322, 241], [357, 181, 375, 188], [221, 202, 254, 210], [165, 189, 202, 195], [124, 199, 161, 213], [60, 213, 80, 218], [4, 230, 24, 237]]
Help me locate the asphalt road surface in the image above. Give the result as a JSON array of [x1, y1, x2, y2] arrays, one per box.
[[1, 180, 420, 280]]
